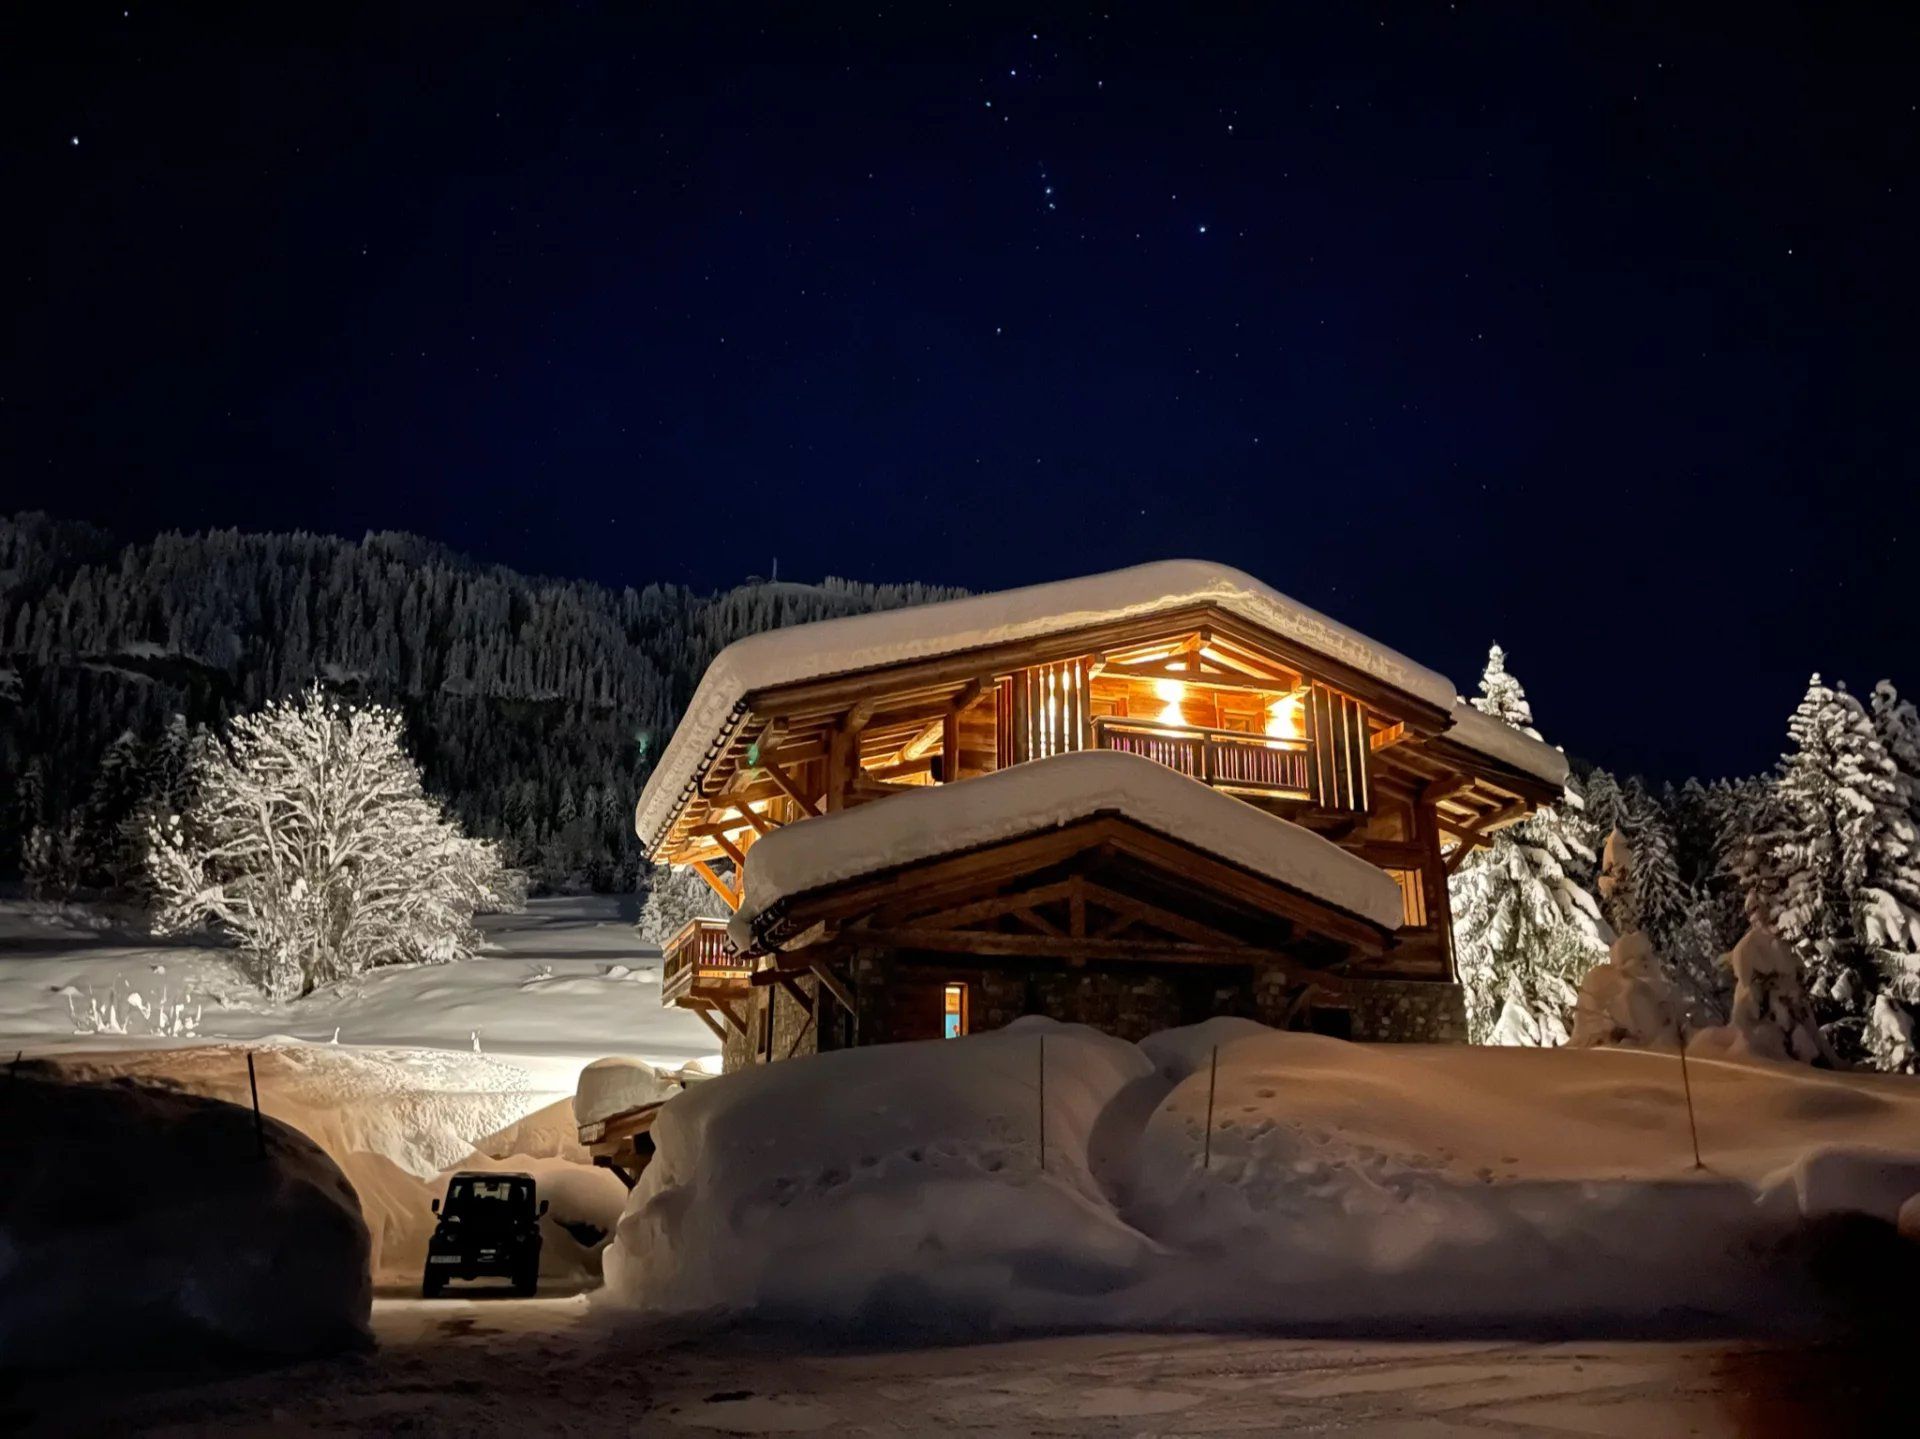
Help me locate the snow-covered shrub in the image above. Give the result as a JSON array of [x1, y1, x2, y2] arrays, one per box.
[[63, 979, 203, 1037], [1691, 925, 1835, 1066], [636, 862, 728, 946], [1867, 992, 1917, 1073], [145, 686, 522, 1000], [1569, 931, 1680, 1048]]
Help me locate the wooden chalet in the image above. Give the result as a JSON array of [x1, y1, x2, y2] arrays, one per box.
[[635, 561, 1567, 1070]]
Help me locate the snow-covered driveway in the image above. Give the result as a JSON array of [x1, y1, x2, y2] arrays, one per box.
[[13, 1297, 1901, 1436]]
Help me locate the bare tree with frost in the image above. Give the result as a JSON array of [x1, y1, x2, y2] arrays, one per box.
[[145, 686, 520, 1000]]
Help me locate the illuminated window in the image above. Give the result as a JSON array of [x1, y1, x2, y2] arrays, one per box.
[[942, 982, 970, 1039]]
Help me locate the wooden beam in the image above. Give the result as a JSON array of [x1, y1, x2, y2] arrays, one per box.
[[774, 972, 810, 1009], [755, 757, 820, 819], [690, 859, 741, 911], [854, 924, 1335, 977], [910, 879, 1083, 932], [1076, 880, 1253, 950], [686, 1004, 729, 1042], [727, 799, 772, 837], [863, 754, 938, 784], [1438, 800, 1528, 873], [1419, 776, 1477, 808], [713, 832, 749, 871], [808, 960, 857, 1016], [710, 996, 750, 1037]]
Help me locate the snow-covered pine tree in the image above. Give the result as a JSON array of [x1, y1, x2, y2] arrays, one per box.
[[1622, 780, 1686, 945], [1468, 643, 1537, 733], [1582, 767, 1627, 841], [1450, 646, 1611, 1044], [636, 863, 730, 947], [146, 686, 521, 1000], [1740, 674, 1920, 1064], [1862, 680, 1920, 1069]]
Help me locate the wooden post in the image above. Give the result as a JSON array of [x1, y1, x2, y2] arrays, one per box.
[[246, 1051, 266, 1160], [1037, 1034, 1046, 1173], [1677, 1020, 1703, 1170], [1203, 1045, 1219, 1170]]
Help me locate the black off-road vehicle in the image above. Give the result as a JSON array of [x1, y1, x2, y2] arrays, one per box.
[[422, 1171, 547, 1297]]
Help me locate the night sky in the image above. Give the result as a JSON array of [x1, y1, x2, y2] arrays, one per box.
[[5, 4, 1916, 780]]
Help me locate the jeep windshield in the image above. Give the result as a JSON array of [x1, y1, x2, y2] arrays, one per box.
[[444, 1177, 530, 1220]]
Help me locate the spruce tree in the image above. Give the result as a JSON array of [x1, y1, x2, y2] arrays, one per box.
[[1451, 646, 1610, 1044], [1742, 675, 1920, 1063]]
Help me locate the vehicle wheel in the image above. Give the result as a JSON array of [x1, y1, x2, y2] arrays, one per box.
[[513, 1267, 538, 1297], [422, 1273, 444, 1299]]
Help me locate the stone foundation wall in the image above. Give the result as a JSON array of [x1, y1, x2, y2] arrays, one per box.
[[723, 957, 1469, 1070], [721, 975, 828, 1073], [1339, 977, 1469, 1043]]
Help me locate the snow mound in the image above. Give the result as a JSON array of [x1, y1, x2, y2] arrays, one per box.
[[603, 1018, 1156, 1327], [731, 749, 1404, 949], [601, 1023, 1920, 1334], [1, 1075, 371, 1370], [42, 1043, 564, 1179]]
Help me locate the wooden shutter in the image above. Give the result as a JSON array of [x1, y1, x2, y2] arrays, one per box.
[[1306, 683, 1370, 813]]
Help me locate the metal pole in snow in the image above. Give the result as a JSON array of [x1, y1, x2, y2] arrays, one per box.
[[1676, 1020, 1704, 1169], [1037, 1034, 1046, 1173], [1203, 1045, 1219, 1170], [247, 1051, 265, 1160]]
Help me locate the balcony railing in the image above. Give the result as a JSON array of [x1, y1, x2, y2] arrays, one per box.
[[660, 916, 752, 1006], [1093, 717, 1311, 798]]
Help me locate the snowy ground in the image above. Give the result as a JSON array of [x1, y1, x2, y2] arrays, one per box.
[[0, 894, 717, 1090], [1, 895, 714, 1287], [6, 1294, 1909, 1436]]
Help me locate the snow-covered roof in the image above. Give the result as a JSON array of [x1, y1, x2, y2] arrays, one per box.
[[1440, 702, 1569, 789], [728, 748, 1406, 949], [638, 560, 1459, 848]]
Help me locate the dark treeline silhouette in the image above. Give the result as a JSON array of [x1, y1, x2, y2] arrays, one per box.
[[0, 513, 962, 892]]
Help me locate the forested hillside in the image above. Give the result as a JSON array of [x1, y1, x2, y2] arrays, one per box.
[[0, 514, 963, 892]]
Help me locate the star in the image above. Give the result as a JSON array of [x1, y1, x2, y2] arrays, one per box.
[[69, 136, 79, 146]]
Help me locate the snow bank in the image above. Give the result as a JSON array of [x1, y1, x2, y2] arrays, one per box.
[[42, 1042, 566, 1179], [730, 749, 1404, 949], [1, 1075, 371, 1370], [602, 1023, 1920, 1334], [637, 559, 1459, 851], [603, 1018, 1158, 1326]]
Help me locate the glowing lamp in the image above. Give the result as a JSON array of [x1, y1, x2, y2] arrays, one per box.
[[1153, 677, 1187, 727]]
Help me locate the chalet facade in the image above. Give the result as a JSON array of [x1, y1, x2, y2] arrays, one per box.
[[634, 561, 1566, 1071]]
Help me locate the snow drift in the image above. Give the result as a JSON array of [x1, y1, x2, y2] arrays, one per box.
[[602, 1021, 1920, 1334], [1, 1075, 371, 1370], [603, 1018, 1159, 1327]]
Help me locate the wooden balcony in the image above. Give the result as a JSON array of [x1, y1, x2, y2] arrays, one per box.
[[660, 916, 752, 1007], [1093, 717, 1311, 799]]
